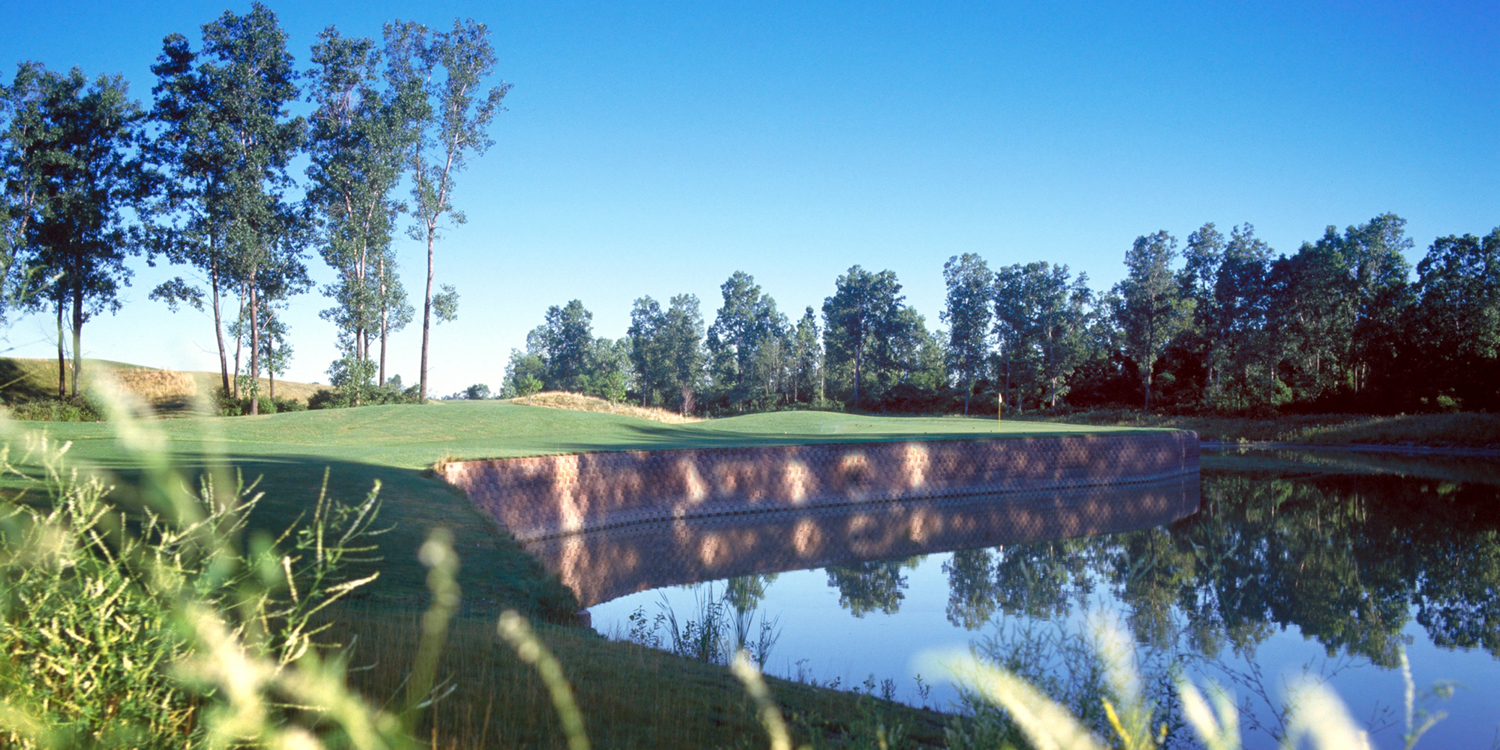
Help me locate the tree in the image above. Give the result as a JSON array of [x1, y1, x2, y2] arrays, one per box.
[[1030, 265, 1092, 410], [1407, 229, 1500, 410], [661, 294, 706, 413], [1114, 231, 1191, 410], [1, 64, 58, 328], [822, 266, 904, 410], [627, 296, 669, 406], [388, 19, 510, 403], [307, 26, 420, 387], [1269, 214, 1413, 405], [629, 293, 705, 412], [1207, 224, 1279, 411], [4, 63, 143, 398], [942, 253, 992, 414], [148, 3, 307, 415], [707, 271, 786, 411], [530, 300, 593, 392], [790, 307, 822, 406], [992, 264, 1037, 412]]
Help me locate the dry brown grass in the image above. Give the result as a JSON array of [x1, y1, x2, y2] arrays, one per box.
[[505, 391, 702, 424], [0, 358, 328, 417]]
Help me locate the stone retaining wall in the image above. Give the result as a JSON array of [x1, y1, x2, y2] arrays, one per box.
[[523, 476, 1200, 607], [441, 432, 1198, 543]]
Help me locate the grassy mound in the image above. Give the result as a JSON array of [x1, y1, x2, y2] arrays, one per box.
[[0, 357, 326, 416], [505, 390, 702, 423]]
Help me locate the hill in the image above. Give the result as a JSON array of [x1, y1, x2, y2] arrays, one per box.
[[0, 357, 326, 415]]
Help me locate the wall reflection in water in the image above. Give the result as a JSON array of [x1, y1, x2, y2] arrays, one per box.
[[521, 476, 1200, 608]]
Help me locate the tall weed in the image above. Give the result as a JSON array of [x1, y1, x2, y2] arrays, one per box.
[[0, 389, 420, 748]]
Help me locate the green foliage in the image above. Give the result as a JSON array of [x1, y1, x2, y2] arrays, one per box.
[[393, 18, 510, 402], [309, 360, 415, 410], [1114, 231, 1193, 411], [628, 294, 706, 413], [3, 62, 145, 399], [307, 25, 418, 374], [823, 266, 907, 411], [0, 427, 401, 748], [3, 396, 102, 422], [943, 253, 993, 415]]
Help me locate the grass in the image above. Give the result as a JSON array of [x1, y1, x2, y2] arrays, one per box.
[[334, 606, 950, 748], [21, 401, 1161, 472], [0, 357, 327, 416]]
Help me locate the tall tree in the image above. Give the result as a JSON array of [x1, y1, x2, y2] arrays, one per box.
[[307, 26, 420, 386], [822, 266, 904, 410], [1114, 231, 1191, 410], [706, 271, 786, 410], [1407, 229, 1500, 409], [530, 300, 594, 392], [1030, 264, 1092, 410], [790, 306, 822, 406], [148, 2, 307, 415], [942, 253, 992, 414], [0, 64, 56, 325], [627, 296, 667, 406], [389, 19, 510, 403], [4, 63, 143, 398], [628, 293, 705, 412], [1207, 224, 1278, 410]]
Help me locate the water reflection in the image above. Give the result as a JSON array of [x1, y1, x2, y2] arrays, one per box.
[[520, 476, 1201, 607], [575, 450, 1500, 747]]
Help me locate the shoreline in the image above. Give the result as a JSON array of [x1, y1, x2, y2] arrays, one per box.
[[1200, 439, 1500, 459]]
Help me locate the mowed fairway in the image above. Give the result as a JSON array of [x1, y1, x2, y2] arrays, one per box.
[[22, 400, 1162, 468]]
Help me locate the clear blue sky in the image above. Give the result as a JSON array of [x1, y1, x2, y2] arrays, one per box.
[[3, 0, 1496, 394]]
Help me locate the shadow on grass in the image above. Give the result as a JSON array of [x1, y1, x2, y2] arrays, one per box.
[[70, 451, 582, 623]]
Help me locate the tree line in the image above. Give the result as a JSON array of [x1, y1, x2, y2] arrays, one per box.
[[0, 3, 507, 412], [506, 214, 1499, 416]]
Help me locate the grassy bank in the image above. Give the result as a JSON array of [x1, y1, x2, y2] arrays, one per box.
[[0, 356, 326, 416]]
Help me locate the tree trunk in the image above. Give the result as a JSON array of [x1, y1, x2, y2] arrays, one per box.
[[378, 256, 389, 388], [55, 294, 65, 399], [419, 228, 434, 404], [71, 278, 83, 399], [249, 275, 260, 416], [211, 263, 229, 395], [852, 349, 862, 410], [232, 284, 245, 399]]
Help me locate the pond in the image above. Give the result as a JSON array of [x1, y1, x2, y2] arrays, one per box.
[[533, 448, 1500, 749]]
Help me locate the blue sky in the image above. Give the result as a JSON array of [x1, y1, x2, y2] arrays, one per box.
[[3, 0, 1496, 394]]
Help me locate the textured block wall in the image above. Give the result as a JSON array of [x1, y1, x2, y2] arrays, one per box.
[[441, 432, 1199, 543], [524, 476, 1200, 607]]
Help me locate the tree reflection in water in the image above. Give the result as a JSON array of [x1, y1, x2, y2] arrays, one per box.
[[581, 453, 1500, 745]]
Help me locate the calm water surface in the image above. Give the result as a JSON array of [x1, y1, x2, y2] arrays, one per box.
[[548, 449, 1500, 749]]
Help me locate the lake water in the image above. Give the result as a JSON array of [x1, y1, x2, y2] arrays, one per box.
[[546, 448, 1500, 749]]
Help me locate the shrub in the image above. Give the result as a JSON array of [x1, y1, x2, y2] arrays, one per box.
[[3, 396, 102, 422], [0, 426, 412, 748]]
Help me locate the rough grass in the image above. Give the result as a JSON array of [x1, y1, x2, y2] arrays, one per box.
[[505, 390, 703, 423], [1028, 409, 1500, 450], [332, 606, 949, 748], [0, 357, 326, 416]]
